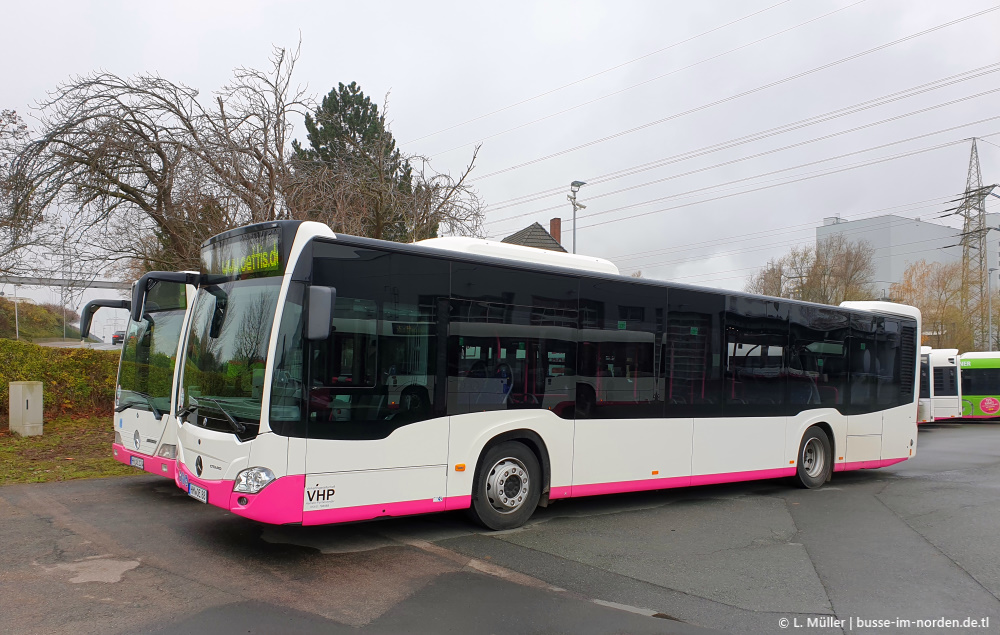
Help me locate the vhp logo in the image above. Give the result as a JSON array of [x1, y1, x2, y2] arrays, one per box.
[[307, 487, 336, 502], [195, 456, 203, 477]]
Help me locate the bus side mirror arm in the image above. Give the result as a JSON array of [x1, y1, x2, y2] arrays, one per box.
[[80, 298, 131, 339], [307, 286, 336, 341], [131, 271, 199, 322]]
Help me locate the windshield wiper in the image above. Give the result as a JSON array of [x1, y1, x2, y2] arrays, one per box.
[[115, 391, 163, 420], [204, 398, 246, 435], [177, 402, 198, 422]]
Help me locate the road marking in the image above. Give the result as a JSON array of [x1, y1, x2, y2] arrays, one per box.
[[592, 599, 658, 616], [380, 533, 564, 592]]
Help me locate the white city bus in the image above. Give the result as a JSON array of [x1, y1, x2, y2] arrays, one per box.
[[160, 221, 920, 530], [917, 348, 961, 423], [83, 274, 197, 478]]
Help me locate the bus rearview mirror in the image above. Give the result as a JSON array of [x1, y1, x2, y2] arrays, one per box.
[[307, 286, 336, 341], [80, 298, 131, 339]]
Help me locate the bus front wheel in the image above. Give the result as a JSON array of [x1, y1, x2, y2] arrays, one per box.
[[795, 426, 832, 489], [470, 441, 541, 530]]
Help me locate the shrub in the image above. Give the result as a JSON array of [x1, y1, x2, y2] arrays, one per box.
[[0, 340, 119, 421]]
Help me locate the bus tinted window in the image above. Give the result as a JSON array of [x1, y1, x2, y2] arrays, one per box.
[[933, 367, 958, 397], [118, 280, 188, 415], [788, 305, 849, 412], [665, 290, 724, 417], [919, 355, 930, 399], [876, 318, 901, 407], [962, 367, 1000, 395], [449, 264, 578, 418], [723, 296, 788, 416], [298, 245, 451, 439], [848, 314, 878, 413], [577, 280, 665, 419], [269, 282, 306, 437]]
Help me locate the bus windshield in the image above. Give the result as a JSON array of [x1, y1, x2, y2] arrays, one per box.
[[117, 280, 187, 417], [179, 277, 281, 439]]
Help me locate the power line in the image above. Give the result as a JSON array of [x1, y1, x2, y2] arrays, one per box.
[[427, 0, 866, 159], [650, 201, 1000, 285], [625, 208, 962, 271], [484, 62, 1000, 215], [485, 91, 1000, 232], [606, 193, 962, 262], [611, 196, 961, 266], [487, 116, 1000, 242], [576, 135, 992, 232], [401, 0, 795, 146], [469, 5, 1000, 183]]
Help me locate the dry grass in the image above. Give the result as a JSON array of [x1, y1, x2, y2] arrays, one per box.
[[0, 415, 135, 484]]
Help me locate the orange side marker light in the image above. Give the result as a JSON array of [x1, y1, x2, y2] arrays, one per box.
[[652, 470, 659, 475], [455, 464, 466, 472]]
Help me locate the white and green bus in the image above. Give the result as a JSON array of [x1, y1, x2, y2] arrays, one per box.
[[959, 351, 1000, 418]]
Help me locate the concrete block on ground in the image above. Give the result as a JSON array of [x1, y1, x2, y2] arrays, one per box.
[[10, 381, 43, 436]]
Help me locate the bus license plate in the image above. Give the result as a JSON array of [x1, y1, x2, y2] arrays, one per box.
[[188, 483, 208, 504], [130, 456, 144, 470]]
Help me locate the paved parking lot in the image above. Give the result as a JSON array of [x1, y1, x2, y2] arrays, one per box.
[[1, 423, 998, 634]]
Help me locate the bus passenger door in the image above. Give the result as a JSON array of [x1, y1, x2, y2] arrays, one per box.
[[301, 246, 450, 524]]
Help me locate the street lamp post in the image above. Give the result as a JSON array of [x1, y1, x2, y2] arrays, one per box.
[[2, 286, 21, 340], [990, 268, 998, 351], [567, 181, 586, 254]]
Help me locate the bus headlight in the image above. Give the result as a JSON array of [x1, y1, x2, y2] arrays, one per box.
[[234, 467, 275, 494], [156, 444, 177, 459], [114, 431, 122, 445]]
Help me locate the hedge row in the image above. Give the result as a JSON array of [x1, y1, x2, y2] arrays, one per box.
[[0, 339, 119, 420]]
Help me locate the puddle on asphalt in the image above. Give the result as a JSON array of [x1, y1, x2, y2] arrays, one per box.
[[40, 555, 140, 583]]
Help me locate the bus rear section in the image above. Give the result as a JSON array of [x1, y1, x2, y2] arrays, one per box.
[[917, 347, 932, 423], [111, 274, 196, 479], [927, 348, 961, 421], [958, 351, 1000, 419], [170, 221, 921, 530]]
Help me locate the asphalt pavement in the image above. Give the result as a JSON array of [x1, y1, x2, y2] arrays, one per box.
[[0, 423, 997, 634]]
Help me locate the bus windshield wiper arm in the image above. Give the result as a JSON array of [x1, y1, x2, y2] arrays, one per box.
[[115, 391, 163, 420], [177, 403, 198, 422], [205, 398, 246, 434]]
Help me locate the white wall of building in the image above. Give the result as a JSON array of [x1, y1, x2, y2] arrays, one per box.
[[814, 214, 1000, 296]]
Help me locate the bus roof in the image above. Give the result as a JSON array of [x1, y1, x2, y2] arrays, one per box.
[[957, 351, 1000, 360], [415, 237, 620, 276]]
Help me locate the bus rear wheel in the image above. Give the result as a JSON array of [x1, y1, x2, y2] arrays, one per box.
[[795, 426, 832, 489], [470, 441, 541, 530]]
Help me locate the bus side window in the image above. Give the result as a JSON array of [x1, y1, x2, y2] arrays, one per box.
[[723, 296, 787, 416], [665, 290, 723, 417], [788, 305, 849, 411], [578, 278, 664, 419]]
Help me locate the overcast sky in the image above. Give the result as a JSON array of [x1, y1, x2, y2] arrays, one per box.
[[3, 0, 1000, 339]]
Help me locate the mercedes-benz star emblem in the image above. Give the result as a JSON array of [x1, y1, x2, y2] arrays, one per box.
[[133, 430, 140, 451], [195, 456, 203, 477]]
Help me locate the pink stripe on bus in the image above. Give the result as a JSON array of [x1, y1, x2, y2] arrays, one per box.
[[176, 463, 234, 511], [302, 496, 470, 526], [834, 457, 907, 472], [229, 475, 305, 525], [112, 442, 176, 479], [553, 466, 799, 500]]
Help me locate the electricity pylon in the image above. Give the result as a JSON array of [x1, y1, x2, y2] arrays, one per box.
[[957, 139, 989, 348]]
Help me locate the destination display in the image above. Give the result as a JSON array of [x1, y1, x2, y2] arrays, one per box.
[[202, 228, 283, 280]]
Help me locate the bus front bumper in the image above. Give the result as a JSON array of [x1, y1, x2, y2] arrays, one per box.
[[175, 463, 304, 525], [112, 443, 175, 479]]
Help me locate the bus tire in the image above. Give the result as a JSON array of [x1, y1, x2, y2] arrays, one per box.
[[470, 441, 541, 530], [795, 426, 832, 489]]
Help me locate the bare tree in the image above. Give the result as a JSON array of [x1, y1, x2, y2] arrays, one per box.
[[745, 237, 877, 304], [12, 44, 307, 275], [0, 109, 49, 273]]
